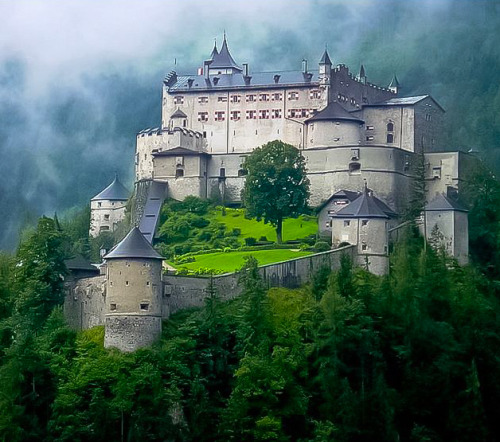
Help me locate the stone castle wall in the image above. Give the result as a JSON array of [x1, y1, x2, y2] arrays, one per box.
[[65, 245, 358, 330]]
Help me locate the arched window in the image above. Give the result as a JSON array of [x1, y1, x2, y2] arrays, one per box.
[[387, 122, 394, 132], [387, 133, 394, 143]]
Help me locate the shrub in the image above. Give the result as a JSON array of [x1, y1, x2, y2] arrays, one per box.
[[245, 237, 257, 246], [313, 241, 331, 252], [232, 228, 241, 236], [259, 236, 268, 241]]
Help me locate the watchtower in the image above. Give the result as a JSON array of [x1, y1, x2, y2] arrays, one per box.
[[103, 227, 163, 352]]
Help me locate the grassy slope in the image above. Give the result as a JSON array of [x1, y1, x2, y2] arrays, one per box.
[[214, 208, 317, 242], [176, 249, 313, 273]]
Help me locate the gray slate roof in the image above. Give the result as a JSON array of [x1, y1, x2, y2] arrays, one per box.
[[209, 37, 242, 71], [168, 70, 320, 92], [319, 49, 332, 65], [171, 108, 187, 118], [365, 95, 445, 112], [426, 193, 468, 212], [306, 101, 364, 123], [65, 255, 99, 272], [104, 227, 163, 260], [92, 175, 129, 201], [333, 189, 396, 219]]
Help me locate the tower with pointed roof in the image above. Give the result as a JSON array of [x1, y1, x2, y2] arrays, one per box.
[[331, 185, 397, 275], [90, 175, 129, 238], [104, 227, 164, 352]]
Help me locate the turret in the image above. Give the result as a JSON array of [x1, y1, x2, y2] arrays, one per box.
[[357, 64, 367, 84], [388, 74, 400, 94], [208, 33, 242, 75], [331, 185, 396, 275], [318, 48, 332, 85], [89, 175, 129, 238], [104, 227, 164, 352]]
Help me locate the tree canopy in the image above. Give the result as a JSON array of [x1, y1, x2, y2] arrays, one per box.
[[242, 140, 310, 243]]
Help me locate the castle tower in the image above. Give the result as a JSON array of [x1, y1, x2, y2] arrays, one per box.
[[388, 74, 400, 94], [103, 227, 164, 352], [90, 175, 129, 238], [357, 64, 367, 84], [424, 193, 469, 265], [318, 48, 332, 85], [331, 186, 396, 275], [305, 101, 364, 148]]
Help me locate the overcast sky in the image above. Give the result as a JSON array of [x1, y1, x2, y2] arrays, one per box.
[[0, 0, 497, 250]]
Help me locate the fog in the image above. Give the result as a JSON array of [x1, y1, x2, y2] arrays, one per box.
[[0, 0, 498, 249]]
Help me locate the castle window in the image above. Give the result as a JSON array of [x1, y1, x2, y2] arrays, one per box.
[[387, 122, 394, 132], [246, 94, 256, 102], [219, 168, 226, 177], [288, 91, 299, 100], [198, 96, 208, 104], [99, 226, 109, 232], [271, 109, 282, 119], [183, 119, 187, 127], [310, 89, 321, 99], [351, 149, 360, 160], [218, 96, 228, 103], [110, 303, 117, 311], [259, 93, 270, 102], [246, 110, 257, 119], [426, 114, 432, 121], [175, 156, 184, 166], [362, 220, 368, 226], [98, 202, 102, 207], [366, 136, 374, 141], [366, 125, 374, 130], [214, 111, 225, 121], [135, 153, 139, 165], [173, 96, 184, 104], [176, 168, 184, 178], [362, 243, 367, 251], [344, 220, 351, 227], [349, 162, 361, 174], [231, 111, 241, 121], [272, 93, 283, 101], [432, 167, 441, 179], [387, 133, 394, 143], [125, 281, 129, 286], [230, 95, 241, 103], [238, 168, 247, 177], [259, 109, 270, 119], [146, 281, 150, 286], [104, 214, 110, 221], [140, 303, 149, 311], [203, 131, 206, 138]]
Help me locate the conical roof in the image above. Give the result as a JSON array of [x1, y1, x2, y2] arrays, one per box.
[[306, 101, 364, 123], [209, 35, 242, 71], [359, 64, 366, 78], [210, 40, 218, 60], [92, 175, 129, 201], [389, 74, 400, 88], [104, 227, 163, 260], [334, 188, 391, 219], [319, 49, 332, 65]]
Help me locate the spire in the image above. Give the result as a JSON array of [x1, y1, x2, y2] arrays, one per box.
[[359, 64, 366, 78], [210, 38, 218, 60], [388, 74, 400, 93], [209, 33, 242, 71], [319, 48, 332, 65]]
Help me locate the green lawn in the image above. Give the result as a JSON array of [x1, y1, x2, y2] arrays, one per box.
[[174, 249, 313, 273], [214, 208, 317, 242]]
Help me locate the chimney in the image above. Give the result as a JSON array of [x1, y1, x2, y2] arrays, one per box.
[[274, 74, 280, 84], [243, 63, 249, 76], [302, 59, 308, 74], [187, 78, 194, 88], [203, 60, 211, 80], [244, 75, 252, 86]]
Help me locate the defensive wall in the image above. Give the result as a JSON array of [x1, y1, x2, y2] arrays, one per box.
[[64, 245, 357, 330]]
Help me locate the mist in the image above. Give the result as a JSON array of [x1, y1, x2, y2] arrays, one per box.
[[0, 0, 499, 250]]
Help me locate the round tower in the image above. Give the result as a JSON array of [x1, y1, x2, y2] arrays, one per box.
[[90, 175, 129, 238], [103, 227, 163, 352], [306, 101, 364, 148]]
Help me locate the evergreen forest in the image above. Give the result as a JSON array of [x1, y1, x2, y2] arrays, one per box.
[[0, 164, 500, 441]]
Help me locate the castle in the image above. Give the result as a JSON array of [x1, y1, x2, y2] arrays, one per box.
[[77, 36, 473, 351]]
